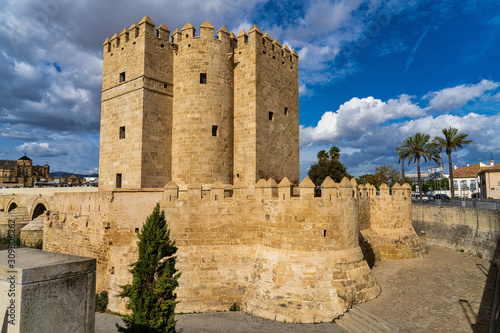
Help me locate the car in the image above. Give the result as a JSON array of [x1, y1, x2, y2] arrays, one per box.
[[411, 193, 429, 202], [426, 193, 435, 200], [434, 194, 450, 200]]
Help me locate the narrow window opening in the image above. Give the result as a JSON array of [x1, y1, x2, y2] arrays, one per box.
[[169, 195, 172, 202], [215, 195, 218, 201], [283, 194, 285, 200], [98, 205, 100, 211], [135, 30, 139, 38], [86, 221, 88, 227], [269, 112, 274, 121], [164, 83, 168, 88], [119, 72, 126, 83], [119, 126, 126, 139], [188, 44, 191, 47], [133, 41, 136, 45], [135, 228, 139, 233], [330, 194, 332, 201], [200, 73, 207, 84], [212, 125, 218, 137], [107, 44, 111, 52], [161, 44, 165, 48], [116, 174, 122, 188], [284, 107, 288, 116], [324, 230, 326, 237], [186, 34, 188, 38], [273, 55, 275, 59], [236, 173, 240, 178]]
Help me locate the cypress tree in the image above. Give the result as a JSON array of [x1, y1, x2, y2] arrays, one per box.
[[117, 203, 180, 333]]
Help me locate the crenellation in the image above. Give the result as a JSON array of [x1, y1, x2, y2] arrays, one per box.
[[181, 22, 196, 38], [237, 29, 248, 46], [299, 177, 315, 199]]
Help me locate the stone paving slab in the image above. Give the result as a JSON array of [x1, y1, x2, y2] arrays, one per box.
[[95, 311, 347, 333], [357, 245, 494, 333], [96, 245, 494, 332]]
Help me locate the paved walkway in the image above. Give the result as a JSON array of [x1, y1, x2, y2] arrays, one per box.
[[357, 246, 494, 333], [96, 245, 494, 332]]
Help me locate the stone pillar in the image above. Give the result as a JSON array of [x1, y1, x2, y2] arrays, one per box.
[[0, 248, 96, 333]]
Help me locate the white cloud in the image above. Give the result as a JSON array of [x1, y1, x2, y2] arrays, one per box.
[[300, 94, 425, 147], [424, 79, 500, 112], [16, 142, 62, 157]]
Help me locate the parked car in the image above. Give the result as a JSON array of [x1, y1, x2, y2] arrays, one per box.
[[411, 193, 429, 202], [434, 194, 450, 200], [426, 193, 435, 200]]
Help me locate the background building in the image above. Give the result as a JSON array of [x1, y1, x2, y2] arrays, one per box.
[[0, 155, 50, 187]]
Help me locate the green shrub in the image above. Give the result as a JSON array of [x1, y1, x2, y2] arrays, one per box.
[[117, 203, 180, 333], [96, 291, 109, 312], [229, 303, 240, 311]]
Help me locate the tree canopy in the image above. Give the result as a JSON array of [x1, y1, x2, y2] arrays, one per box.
[[308, 146, 350, 185], [357, 164, 402, 188]]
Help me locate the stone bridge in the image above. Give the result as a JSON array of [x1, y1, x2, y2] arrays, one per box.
[[0, 187, 98, 244]]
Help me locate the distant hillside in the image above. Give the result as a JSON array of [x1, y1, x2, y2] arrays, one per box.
[[50, 172, 98, 178]]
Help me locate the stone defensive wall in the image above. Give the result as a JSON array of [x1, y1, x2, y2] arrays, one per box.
[[0, 178, 423, 323], [413, 204, 500, 261]]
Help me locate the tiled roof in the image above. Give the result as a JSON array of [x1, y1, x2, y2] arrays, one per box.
[[453, 164, 481, 178], [0, 160, 17, 167], [478, 163, 500, 174], [455, 163, 500, 177], [18, 155, 32, 161]]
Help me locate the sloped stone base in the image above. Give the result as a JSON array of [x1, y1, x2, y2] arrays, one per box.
[[242, 245, 380, 323]]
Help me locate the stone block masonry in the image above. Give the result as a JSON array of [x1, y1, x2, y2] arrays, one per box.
[[28, 177, 422, 323], [99, 17, 299, 190]]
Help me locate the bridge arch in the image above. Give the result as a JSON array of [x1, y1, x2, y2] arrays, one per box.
[[7, 202, 18, 212], [29, 197, 50, 221]]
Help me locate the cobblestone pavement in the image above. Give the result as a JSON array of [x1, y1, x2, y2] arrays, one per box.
[[357, 245, 494, 333], [96, 245, 494, 332]]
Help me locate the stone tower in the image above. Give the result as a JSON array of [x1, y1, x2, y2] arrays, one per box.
[[99, 17, 299, 190]]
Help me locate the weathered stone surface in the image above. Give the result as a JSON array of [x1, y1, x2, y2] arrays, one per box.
[[0, 248, 96, 333]]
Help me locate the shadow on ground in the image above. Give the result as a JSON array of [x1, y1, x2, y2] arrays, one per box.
[[473, 236, 499, 333]]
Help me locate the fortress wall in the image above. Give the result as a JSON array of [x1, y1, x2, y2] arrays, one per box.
[[8, 177, 434, 322], [42, 190, 163, 313], [255, 32, 300, 184], [242, 178, 379, 323], [172, 23, 234, 185], [366, 183, 425, 260], [413, 204, 500, 260]]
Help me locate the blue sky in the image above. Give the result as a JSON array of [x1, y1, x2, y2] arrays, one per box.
[[0, 0, 499, 180]]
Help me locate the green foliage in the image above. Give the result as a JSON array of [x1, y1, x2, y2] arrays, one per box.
[[357, 164, 402, 188], [329, 146, 341, 160], [96, 291, 109, 312], [229, 303, 240, 311], [117, 204, 180, 333], [433, 127, 472, 203], [399, 133, 439, 203], [308, 158, 350, 185], [317, 150, 329, 161], [0, 231, 21, 246]]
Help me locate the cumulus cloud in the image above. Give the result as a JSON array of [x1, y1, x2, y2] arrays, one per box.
[[299, 79, 500, 177], [424, 79, 500, 112], [300, 94, 425, 147], [16, 142, 63, 157]]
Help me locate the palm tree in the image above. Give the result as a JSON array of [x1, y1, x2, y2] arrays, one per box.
[[317, 150, 329, 162], [399, 133, 439, 203], [329, 146, 341, 161], [396, 145, 406, 180], [433, 127, 472, 204]]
